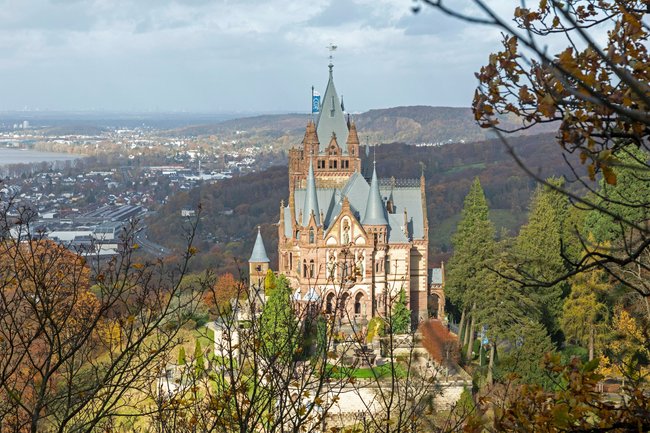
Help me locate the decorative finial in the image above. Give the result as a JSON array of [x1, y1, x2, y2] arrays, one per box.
[[327, 43, 337, 69]]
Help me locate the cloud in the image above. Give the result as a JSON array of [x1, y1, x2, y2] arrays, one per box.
[[0, 0, 507, 112]]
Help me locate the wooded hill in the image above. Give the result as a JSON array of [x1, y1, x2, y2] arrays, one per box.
[[147, 132, 577, 275], [167, 106, 556, 147]]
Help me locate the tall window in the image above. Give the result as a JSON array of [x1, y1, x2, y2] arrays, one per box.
[[355, 293, 364, 315], [309, 259, 315, 278], [303, 260, 307, 278], [326, 293, 334, 314], [309, 228, 315, 244]]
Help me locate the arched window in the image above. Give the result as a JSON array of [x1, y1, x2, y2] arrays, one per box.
[[309, 228, 315, 244], [340, 293, 350, 319], [354, 292, 364, 316], [309, 259, 315, 278], [326, 293, 335, 314], [303, 260, 308, 278], [289, 253, 293, 271]]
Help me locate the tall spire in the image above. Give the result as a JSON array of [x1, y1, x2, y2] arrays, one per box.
[[362, 161, 388, 226], [316, 63, 348, 152], [302, 158, 320, 226], [249, 226, 270, 263]]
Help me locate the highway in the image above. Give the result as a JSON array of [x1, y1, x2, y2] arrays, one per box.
[[134, 227, 173, 258]]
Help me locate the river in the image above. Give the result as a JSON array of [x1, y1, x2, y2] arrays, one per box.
[[0, 148, 82, 166]]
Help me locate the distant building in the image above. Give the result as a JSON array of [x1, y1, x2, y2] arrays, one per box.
[[181, 208, 196, 217], [250, 65, 445, 330]]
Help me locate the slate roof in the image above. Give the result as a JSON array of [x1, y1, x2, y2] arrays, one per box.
[[284, 167, 425, 245], [362, 163, 389, 226], [428, 268, 443, 285], [315, 66, 348, 153], [249, 227, 270, 263], [301, 159, 320, 226]]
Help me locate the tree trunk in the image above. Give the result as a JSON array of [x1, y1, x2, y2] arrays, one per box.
[[465, 304, 476, 361], [644, 296, 650, 323], [458, 307, 467, 341], [463, 312, 471, 350], [588, 325, 594, 361], [487, 340, 496, 386]]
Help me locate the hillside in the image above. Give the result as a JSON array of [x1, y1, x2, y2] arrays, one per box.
[[167, 106, 556, 147], [147, 132, 575, 274]]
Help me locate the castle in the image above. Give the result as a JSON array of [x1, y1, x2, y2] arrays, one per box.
[[249, 64, 445, 330]]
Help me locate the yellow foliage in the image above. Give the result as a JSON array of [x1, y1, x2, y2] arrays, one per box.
[[597, 307, 649, 379]]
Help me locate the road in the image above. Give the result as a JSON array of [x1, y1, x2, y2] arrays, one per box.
[[134, 227, 173, 258]]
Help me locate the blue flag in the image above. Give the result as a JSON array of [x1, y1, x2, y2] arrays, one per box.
[[312, 91, 320, 113]]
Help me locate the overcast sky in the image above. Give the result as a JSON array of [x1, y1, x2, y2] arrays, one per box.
[[0, 0, 512, 113]]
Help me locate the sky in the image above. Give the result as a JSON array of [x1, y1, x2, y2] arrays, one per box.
[[0, 0, 513, 113]]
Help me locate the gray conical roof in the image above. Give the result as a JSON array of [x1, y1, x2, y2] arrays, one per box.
[[302, 158, 320, 226], [362, 162, 388, 225], [316, 65, 348, 153], [249, 227, 270, 263]]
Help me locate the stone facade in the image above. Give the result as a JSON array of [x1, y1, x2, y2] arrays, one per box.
[[248, 66, 446, 330]]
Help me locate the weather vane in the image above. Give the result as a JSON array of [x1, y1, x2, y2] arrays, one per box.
[[327, 43, 337, 67]]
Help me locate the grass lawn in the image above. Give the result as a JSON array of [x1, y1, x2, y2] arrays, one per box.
[[326, 363, 407, 379]]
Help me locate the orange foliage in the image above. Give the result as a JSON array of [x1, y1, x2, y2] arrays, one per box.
[[419, 319, 459, 365], [203, 272, 243, 312], [0, 239, 98, 430]]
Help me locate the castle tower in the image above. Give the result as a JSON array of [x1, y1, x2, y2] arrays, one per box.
[[249, 226, 270, 293], [362, 161, 389, 317], [277, 63, 442, 331], [287, 64, 361, 193]]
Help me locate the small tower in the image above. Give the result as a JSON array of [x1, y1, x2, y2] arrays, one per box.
[[302, 158, 320, 227], [362, 161, 389, 244], [362, 161, 390, 317], [249, 226, 270, 294]]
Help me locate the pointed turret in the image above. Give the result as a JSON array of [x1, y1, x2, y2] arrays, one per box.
[[346, 118, 359, 157], [362, 162, 388, 226], [316, 65, 348, 152], [302, 158, 320, 226], [249, 226, 270, 263], [302, 120, 319, 157]]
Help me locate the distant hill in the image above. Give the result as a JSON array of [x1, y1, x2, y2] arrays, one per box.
[[147, 132, 578, 275], [167, 106, 556, 146]]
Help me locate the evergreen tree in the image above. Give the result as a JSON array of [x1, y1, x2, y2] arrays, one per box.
[[474, 248, 536, 384], [497, 320, 555, 388], [390, 288, 411, 334], [584, 148, 650, 242], [260, 274, 298, 361], [178, 346, 186, 365], [514, 178, 572, 344], [561, 267, 609, 361], [264, 268, 276, 294], [194, 340, 205, 377], [446, 177, 496, 358]]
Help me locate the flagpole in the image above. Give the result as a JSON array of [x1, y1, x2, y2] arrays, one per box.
[[311, 86, 314, 121]]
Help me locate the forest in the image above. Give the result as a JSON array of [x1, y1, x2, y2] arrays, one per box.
[[147, 131, 574, 273]]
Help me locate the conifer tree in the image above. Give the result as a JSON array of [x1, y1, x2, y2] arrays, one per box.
[[561, 268, 609, 361], [514, 178, 572, 343], [584, 148, 650, 242], [194, 340, 205, 377], [474, 248, 535, 384], [178, 346, 186, 365], [497, 321, 555, 388], [446, 177, 496, 359], [390, 288, 411, 334], [260, 274, 298, 361]]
